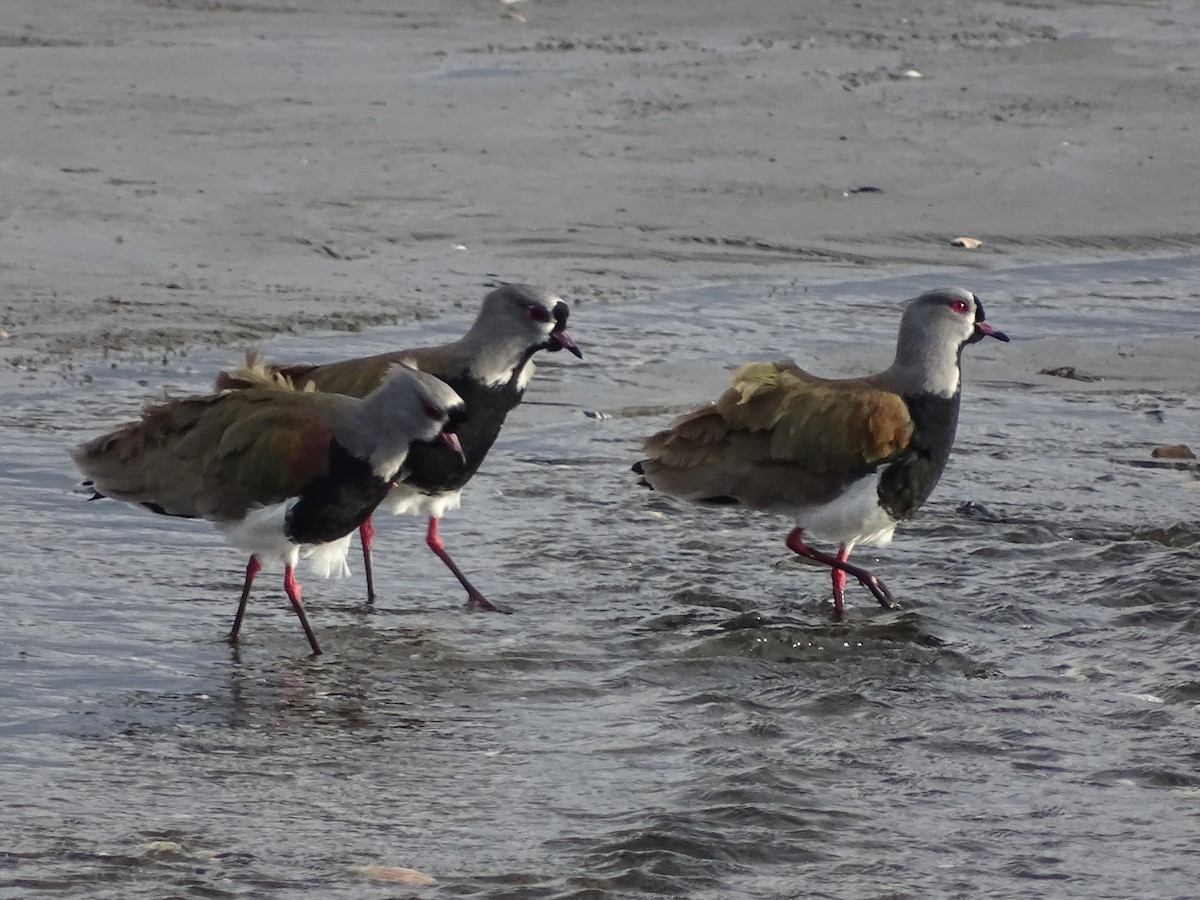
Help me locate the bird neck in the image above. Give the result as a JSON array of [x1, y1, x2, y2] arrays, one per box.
[[887, 338, 963, 399], [459, 326, 539, 390]]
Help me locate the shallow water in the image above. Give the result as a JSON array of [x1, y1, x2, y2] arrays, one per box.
[[2, 258, 1199, 898]]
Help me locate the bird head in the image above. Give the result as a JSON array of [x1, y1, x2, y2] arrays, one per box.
[[478, 284, 583, 359], [362, 367, 465, 476], [906, 288, 1010, 349], [892, 288, 1009, 397], [407, 372, 466, 463]]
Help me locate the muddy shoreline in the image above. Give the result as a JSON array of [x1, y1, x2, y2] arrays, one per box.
[[2, 0, 1200, 378]]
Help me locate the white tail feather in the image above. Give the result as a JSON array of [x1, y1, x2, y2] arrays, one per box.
[[303, 533, 354, 579]]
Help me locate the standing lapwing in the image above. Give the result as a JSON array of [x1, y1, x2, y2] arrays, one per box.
[[633, 287, 1009, 619], [216, 283, 582, 613], [74, 366, 465, 654]]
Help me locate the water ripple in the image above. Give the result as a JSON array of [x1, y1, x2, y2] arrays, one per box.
[[4, 257, 1200, 898]]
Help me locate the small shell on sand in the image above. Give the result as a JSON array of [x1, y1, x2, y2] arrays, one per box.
[[902, 69, 923, 78], [950, 236, 983, 249], [352, 865, 436, 885]]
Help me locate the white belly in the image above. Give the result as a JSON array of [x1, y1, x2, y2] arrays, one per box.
[[378, 482, 463, 520], [794, 472, 898, 548], [217, 500, 353, 578]]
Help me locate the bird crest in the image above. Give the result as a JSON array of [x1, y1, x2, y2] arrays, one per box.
[[220, 351, 314, 393], [731, 362, 781, 404]]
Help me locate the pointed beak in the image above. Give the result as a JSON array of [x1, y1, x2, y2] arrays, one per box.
[[548, 328, 583, 358], [970, 298, 1009, 344], [440, 431, 465, 463], [973, 321, 1010, 343], [547, 299, 583, 358]]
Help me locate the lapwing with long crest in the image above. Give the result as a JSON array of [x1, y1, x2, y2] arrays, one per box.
[[633, 287, 1009, 619], [74, 366, 465, 654], [216, 283, 583, 613]]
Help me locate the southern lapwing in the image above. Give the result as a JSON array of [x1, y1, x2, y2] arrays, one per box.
[[632, 287, 1009, 619], [215, 283, 583, 613], [74, 366, 465, 654]]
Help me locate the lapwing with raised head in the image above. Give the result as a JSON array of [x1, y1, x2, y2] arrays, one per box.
[[216, 283, 583, 613], [632, 287, 1009, 619], [74, 366, 465, 654]]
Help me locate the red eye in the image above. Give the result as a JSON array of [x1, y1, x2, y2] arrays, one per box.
[[527, 305, 552, 323], [949, 298, 970, 314]]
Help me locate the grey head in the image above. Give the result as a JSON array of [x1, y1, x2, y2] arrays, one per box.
[[343, 366, 465, 479], [462, 284, 582, 382], [886, 288, 1009, 398]]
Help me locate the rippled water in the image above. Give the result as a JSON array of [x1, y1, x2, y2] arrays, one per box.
[[3, 258, 1199, 898]]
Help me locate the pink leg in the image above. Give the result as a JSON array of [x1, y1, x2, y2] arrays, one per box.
[[228, 555, 262, 644], [426, 517, 510, 614], [359, 516, 377, 605], [784, 528, 895, 614], [283, 563, 322, 655], [831, 546, 849, 620]]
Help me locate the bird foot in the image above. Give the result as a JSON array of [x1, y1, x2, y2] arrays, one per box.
[[466, 592, 513, 615], [856, 572, 896, 609]]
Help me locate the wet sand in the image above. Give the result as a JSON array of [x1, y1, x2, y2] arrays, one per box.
[[2, 0, 1200, 379]]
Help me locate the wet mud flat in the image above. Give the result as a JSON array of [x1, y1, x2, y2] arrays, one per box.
[[2, 258, 1199, 898], [6, 0, 1200, 367]]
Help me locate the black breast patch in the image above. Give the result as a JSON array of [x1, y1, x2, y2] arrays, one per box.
[[285, 439, 390, 545], [877, 391, 961, 521], [402, 366, 528, 494]]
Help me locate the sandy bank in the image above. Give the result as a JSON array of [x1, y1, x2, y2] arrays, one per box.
[[2, 0, 1198, 374]]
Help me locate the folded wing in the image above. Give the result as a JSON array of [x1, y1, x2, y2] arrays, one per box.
[[639, 361, 914, 509], [74, 389, 342, 522]]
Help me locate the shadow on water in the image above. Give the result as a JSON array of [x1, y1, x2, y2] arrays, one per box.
[[2, 256, 1200, 898]]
